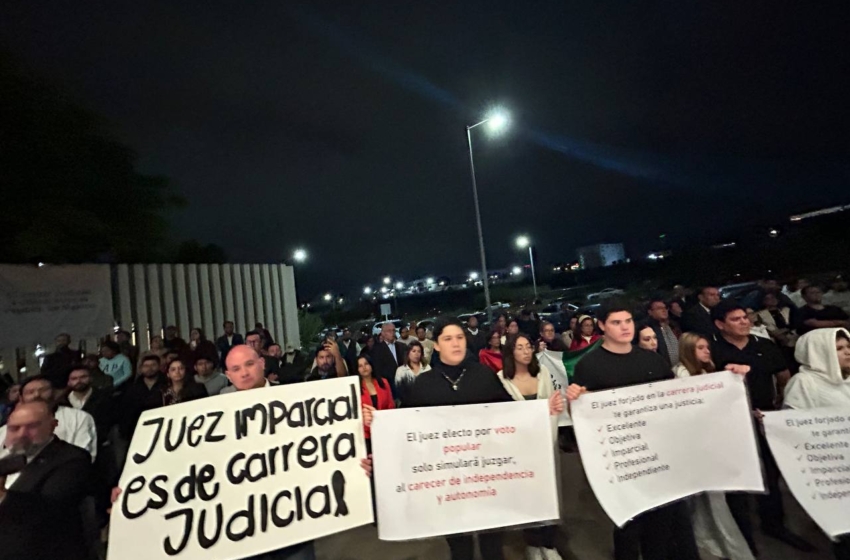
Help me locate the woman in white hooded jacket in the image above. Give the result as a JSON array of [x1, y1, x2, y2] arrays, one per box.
[[783, 328, 850, 560], [784, 327, 850, 409], [497, 334, 562, 560]]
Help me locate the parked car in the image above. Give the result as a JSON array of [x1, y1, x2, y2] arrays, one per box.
[[719, 281, 759, 301], [371, 319, 406, 336], [414, 317, 438, 334], [575, 303, 602, 317], [586, 287, 625, 301]]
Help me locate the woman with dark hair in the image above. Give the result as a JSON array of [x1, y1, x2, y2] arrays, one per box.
[[357, 355, 395, 443], [162, 359, 207, 406], [498, 334, 563, 560], [569, 315, 600, 350], [500, 319, 521, 346], [634, 322, 659, 352], [394, 340, 431, 405], [479, 330, 504, 373], [403, 316, 564, 560]]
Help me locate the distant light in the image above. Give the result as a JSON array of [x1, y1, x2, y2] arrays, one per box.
[[338, 298, 344, 304], [395, 281, 404, 290], [363, 286, 372, 295], [38, 262, 46, 267], [293, 249, 307, 263], [426, 277, 435, 285], [659, 234, 666, 239], [438, 281, 446, 286], [469, 271, 479, 280], [768, 228, 780, 238], [647, 253, 660, 260], [512, 266, 522, 275], [323, 293, 332, 301], [380, 286, 388, 294], [383, 276, 391, 285], [515, 235, 530, 249]]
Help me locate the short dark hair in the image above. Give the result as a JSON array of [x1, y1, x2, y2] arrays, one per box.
[[116, 329, 131, 338], [433, 315, 464, 340], [269, 343, 281, 350], [711, 299, 745, 323], [140, 354, 161, 366], [646, 297, 667, 312], [539, 321, 554, 333], [68, 365, 93, 377], [697, 285, 718, 297], [597, 300, 631, 323], [224, 320, 234, 327], [633, 321, 655, 345], [245, 330, 263, 340], [801, 285, 820, 298], [21, 374, 52, 392], [502, 334, 540, 380], [101, 340, 120, 353]]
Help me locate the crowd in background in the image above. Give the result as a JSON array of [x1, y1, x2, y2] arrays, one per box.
[[1, 274, 849, 560]]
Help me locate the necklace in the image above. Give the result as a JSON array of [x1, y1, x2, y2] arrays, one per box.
[[441, 368, 466, 391]]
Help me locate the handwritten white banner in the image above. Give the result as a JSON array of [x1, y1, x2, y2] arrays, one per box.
[[763, 408, 850, 538], [371, 400, 559, 541], [571, 371, 764, 527], [108, 377, 373, 560]]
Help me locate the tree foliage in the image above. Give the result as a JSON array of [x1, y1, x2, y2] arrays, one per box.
[[0, 52, 185, 264]]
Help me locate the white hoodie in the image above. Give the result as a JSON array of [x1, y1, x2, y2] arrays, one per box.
[[784, 328, 850, 409]]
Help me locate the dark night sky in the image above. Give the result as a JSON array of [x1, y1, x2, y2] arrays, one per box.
[[2, 2, 848, 296]]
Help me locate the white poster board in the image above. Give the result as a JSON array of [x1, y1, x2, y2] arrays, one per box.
[[537, 350, 572, 426], [570, 371, 764, 527], [763, 408, 850, 538], [0, 264, 113, 346], [371, 400, 559, 541], [108, 377, 373, 560]]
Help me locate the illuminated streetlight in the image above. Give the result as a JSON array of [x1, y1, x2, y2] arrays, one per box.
[[323, 293, 332, 302], [469, 272, 479, 281], [383, 276, 391, 285], [512, 266, 522, 275], [426, 277, 435, 285], [380, 286, 388, 294], [293, 249, 307, 263], [466, 106, 511, 321], [395, 281, 404, 290], [363, 286, 372, 295], [514, 235, 538, 301]]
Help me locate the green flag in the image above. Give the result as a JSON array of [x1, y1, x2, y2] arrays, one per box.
[[562, 339, 602, 383]]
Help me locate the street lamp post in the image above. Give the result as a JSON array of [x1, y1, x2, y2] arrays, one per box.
[[466, 109, 509, 323], [515, 235, 538, 302]]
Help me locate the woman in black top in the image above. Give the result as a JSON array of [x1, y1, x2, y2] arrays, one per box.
[[162, 359, 208, 406]]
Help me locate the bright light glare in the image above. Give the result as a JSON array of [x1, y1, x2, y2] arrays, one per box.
[[293, 249, 307, 262], [512, 266, 523, 275], [363, 286, 372, 295], [383, 276, 391, 285], [469, 272, 479, 280], [395, 281, 404, 290], [380, 286, 388, 294], [515, 235, 530, 249], [323, 293, 332, 301], [487, 110, 509, 134], [426, 277, 435, 285]]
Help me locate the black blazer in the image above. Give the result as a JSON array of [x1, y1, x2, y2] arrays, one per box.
[[681, 304, 716, 337], [216, 333, 245, 364], [77, 388, 115, 445], [647, 318, 673, 367], [371, 340, 407, 390], [0, 438, 92, 560]]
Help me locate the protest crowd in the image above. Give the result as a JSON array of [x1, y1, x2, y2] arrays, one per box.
[[1, 274, 849, 560]]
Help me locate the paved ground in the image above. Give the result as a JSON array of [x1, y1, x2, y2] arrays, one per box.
[[315, 451, 835, 560]]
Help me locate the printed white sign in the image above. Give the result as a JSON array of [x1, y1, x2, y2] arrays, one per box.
[[371, 400, 559, 541], [108, 377, 373, 560], [763, 408, 850, 538], [571, 371, 764, 527], [0, 264, 113, 346]]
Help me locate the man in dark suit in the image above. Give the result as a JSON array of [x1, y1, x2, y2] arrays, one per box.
[[0, 400, 92, 560], [215, 320, 244, 365], [370, 322, 407, 398], [681, 286, 721, 336], [337, 328, 361, 374], [40, 333, 80, 389]]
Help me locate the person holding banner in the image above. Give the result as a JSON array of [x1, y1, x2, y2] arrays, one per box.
[[111, 344, 376, 560], [405, 316, 564, 560], [710, 300, 814, 554], [782, 328, 850, 560], [566, 302, 699, 560], [497, 334, 563, 560]]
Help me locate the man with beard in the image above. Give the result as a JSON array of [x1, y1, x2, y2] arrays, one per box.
[[0, 400, 92, 560], [305, 343, 346, 381]]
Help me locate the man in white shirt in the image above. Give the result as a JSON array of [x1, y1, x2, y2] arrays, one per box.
[[398, 326, 416, 346], [416, 326, 435, 363], [0, 375, 96, 461]]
